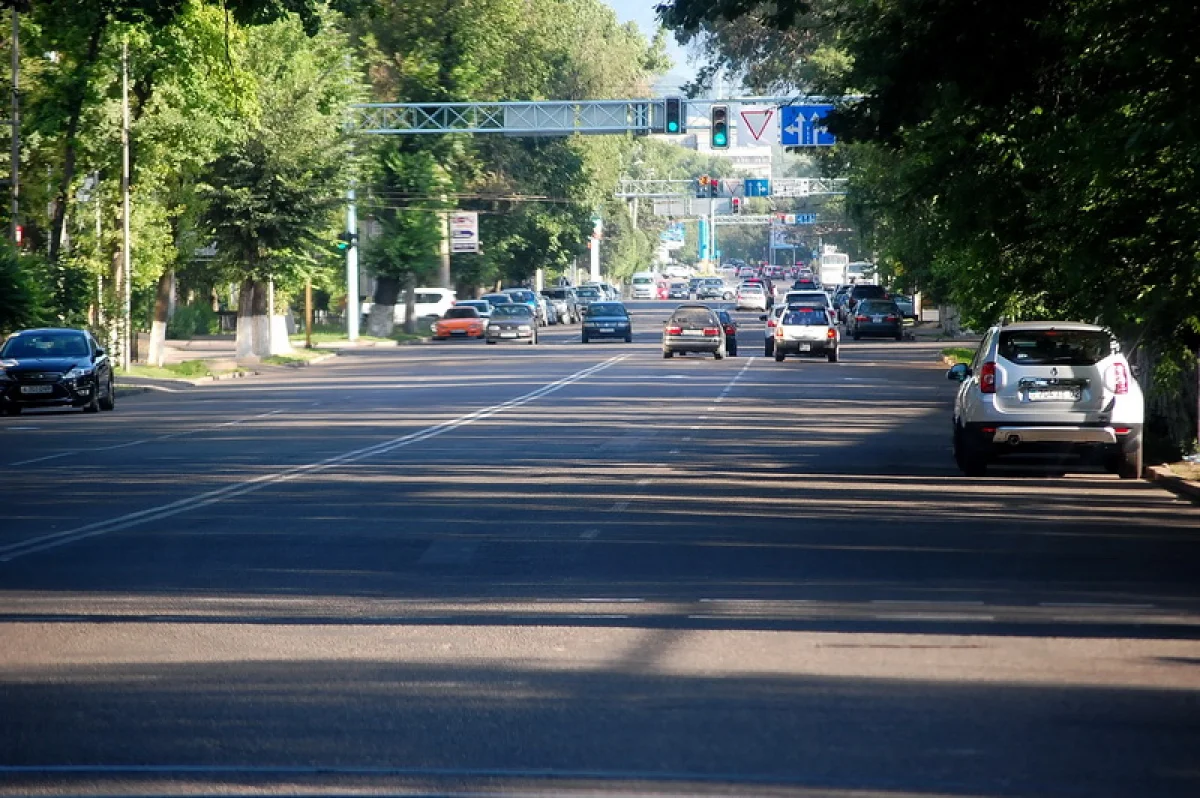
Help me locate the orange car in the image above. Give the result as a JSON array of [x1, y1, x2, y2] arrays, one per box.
[[432, 307, 485, 339]]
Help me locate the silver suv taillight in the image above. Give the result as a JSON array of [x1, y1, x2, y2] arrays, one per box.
[[1107, 362, 1130, 394]]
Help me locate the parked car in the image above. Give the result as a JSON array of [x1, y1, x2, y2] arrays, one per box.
[[761, 304, 788, 356], [736, 283, 769, 312], [773, 305, 840, 363], [716, 309, 739, 356], [662, 304, 726, 359], [456, 299, 493, 319], [892, 294, 916, 319], [581, 302, 633, 343], [847, 299, 904, 341], [574, 285, 602, 313], [948, 322, 1144, 478], [502, 288, 546, 326], [697, 278, 733, 301], [542, 288, 579, 324], [481, 292, 514, 308], [843, 283, 889, 320], [432, 307, 486, 340], [393, 287, 456, 323], [0, 328, 116, 415], [485, 303, 538, 345]]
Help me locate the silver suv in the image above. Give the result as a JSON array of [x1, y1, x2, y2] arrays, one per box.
[[948, 322, 1144, 478]]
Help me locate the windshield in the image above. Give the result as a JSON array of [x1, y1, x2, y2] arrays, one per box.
[[576, 288, 599, 298], [784, 309, 828, 326], [506, 291, 535, 302], [492, 305, 532, 318], [632, 277, 654, 285], [587, 303, 626, 317], [670, 308, 716, 326], [859, 301, 898, 314], [482, 294, 512, 304], [998, 329, 1114, 365], [443, 308, 478, 319], [1, 332, 89, 358]]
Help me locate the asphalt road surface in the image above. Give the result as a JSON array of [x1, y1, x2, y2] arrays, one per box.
[[2, 301, 1199, 798]]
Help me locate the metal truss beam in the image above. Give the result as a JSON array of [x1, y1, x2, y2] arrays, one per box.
[[350, 96, 824, 136], [615, 177, 848, 199]]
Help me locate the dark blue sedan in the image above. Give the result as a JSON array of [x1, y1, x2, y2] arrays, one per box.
[[581, 302, 632, 343]]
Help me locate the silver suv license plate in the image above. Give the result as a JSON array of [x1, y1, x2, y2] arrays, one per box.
[[1028, 388, 1080, 402]]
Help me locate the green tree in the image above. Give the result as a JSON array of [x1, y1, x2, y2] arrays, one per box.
[[199, 12, 358, 359]]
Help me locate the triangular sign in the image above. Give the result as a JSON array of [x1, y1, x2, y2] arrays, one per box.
[[740, 108, 775, 141]]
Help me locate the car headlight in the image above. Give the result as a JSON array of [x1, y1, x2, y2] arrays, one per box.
[[583, 321, 597, 327], [64, 366, 93, 380], [518, 325, 532, 332]]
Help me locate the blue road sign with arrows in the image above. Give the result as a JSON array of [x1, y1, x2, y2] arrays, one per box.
[[781, 105, 836, 147], [744, 179, 770, 197]]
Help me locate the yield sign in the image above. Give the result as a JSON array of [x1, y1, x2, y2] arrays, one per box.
[[739, 107, 776, 144]]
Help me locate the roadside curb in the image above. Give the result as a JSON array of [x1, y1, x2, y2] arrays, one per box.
[[1145, 465, 1200, 504]]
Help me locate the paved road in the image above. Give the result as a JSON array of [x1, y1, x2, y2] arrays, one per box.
[[2, 301, 1199, 797]]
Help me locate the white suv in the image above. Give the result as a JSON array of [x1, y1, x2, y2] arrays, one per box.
[[948, 322, 1144, 478], [736, 284, 768, 311]]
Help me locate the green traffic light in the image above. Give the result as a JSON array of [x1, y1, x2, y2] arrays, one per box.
[[667, 121, 679, 133], [713, 131, 727, 146]]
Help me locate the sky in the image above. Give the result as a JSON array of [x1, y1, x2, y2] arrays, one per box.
[[604, 0, 698, 94]]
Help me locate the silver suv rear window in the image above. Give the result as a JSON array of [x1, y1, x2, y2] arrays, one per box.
[[997, 330, 1114, 366]]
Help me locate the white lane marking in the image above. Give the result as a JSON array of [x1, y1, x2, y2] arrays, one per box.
[[568, 614, 629, 619], [668, 449, 679, 454], [7, 451, 77, 467], [4, 409, 285, 467], [5, 426, 39, 430], [1039, 602, 1155, 609], [0, 356, 630, 562], [883, 613, 994, 622], [579, 529, 600, 539], [610, 500, 630, 512], [706, 407, 716, 411], [636, 478, 654, 486]]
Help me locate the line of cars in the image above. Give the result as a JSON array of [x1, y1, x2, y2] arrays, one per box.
[[431, 283, 622, 345]]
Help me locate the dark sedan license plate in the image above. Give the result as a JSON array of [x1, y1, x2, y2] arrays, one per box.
[[20, 385, 54, 394]]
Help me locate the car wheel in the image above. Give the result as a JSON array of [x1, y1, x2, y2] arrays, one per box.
[[663, 350, 673, 359], [728, 342, 737, 356], [723, 292, 733, 300], [827, 349, 839, 363], [581, 335, 589, 344], [953, 424, 989, 477], [764, 339, 774, 356], [774, 350, 785, 363], [83, 387, 100, 413], [2, 405, 20, 416], [714, 346, 724, 361], [1111, 440, 1144, 480], [852, 331, 861, 341], [486, 339, 497, 345], [99, 374, 116, 411], [624, 334, 632, 343], [895, 331, 904, 341]]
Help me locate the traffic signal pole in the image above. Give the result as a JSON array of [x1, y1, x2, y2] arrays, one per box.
[[346, 185, 359, 341]]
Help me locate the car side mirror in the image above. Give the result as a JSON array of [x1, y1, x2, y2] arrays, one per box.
[[947, 363, 971, 382], [94, 348, 106, 358]]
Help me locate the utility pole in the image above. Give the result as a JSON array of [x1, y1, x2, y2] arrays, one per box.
[[9, 7, 18, 243], [304, 278, 313, 349], [120, 37, 132, 369], [345, 184, 359, 341], [439, 209, 451, 289]]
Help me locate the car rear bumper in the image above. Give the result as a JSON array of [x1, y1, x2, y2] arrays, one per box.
[[777, 340, 834, 355], [963, 421, 1142, 454], [664, 336, 720, 353], [852, 322, 902, 336]]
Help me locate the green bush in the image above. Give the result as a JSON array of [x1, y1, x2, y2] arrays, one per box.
[[0, 243, 49, 334], [167, 302, 219, 339]]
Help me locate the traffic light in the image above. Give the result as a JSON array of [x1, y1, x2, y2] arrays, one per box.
[[664, 97, 685, 134], [709, 178, 720, 198], [696, 174, 710, 198], [335, 231, 358, 251], [710, 104, 729, 149], [731, 197, 742, 215]]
